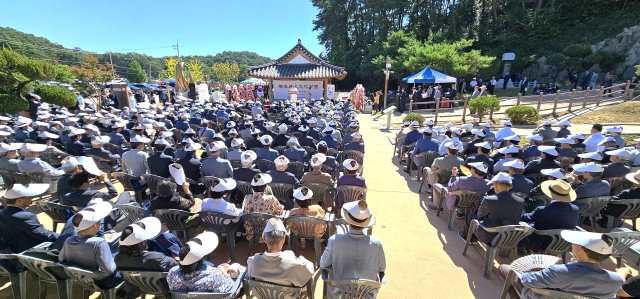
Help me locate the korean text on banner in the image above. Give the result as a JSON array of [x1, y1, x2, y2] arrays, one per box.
[[272, 80, 324, 100]]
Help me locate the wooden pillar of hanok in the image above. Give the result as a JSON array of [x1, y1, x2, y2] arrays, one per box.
[[269, 79, 274, 100], [324, 78, 329, 99]]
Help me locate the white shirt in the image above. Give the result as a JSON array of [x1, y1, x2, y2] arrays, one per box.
[[584, 132, 605, 153], [493, 157, 516, 173], [201, 197, 240, 216], [629, 148, 640, 166], [495, 126, 516, 141], [490, 79, 497, 86], [438, 137, 464, 155]]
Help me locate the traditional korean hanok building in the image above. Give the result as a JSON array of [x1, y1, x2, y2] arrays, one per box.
[[247, 39, 347, 100]]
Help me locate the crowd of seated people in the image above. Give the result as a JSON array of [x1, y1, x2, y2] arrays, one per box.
[[0, 95, 386, 298]]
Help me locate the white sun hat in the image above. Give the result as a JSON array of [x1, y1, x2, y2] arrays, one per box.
[[343, 159, 359, 171], [3, 183, 50, 199], [120, 217, 162, 246], [20, 143, 47, 153], [274, 155, 290, 166], [341, 200, 375, 227], [210, 178, 237, 192], [241, 150, 257, 163], [293, 186, 313, 201], [526, 135, 543, 141], [538, 145, 559, 156], [179, 232, 219, 265], [251, 173, 272, 186], [488, 172, 512, 185], [73, 201, 113, 232], [263, 218, 288, 233], [561, 230, 613, 255], [504, 159, 525, 170], [605, 148, 630, 158], [572, 162, 604, 173], [541, 168, 567, 179], [131, 135, 151, 143]]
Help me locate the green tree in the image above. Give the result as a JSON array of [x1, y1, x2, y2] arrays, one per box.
[[125, 60, 147, 83], [34, 84, 76, 107], [374, 32, 495, 80], [212, 61, 240, 85], [68, 54, 116, 108], [0, 47, 57, 95], [159, 57, 178, 80], [0, 47, 57, 113], [53, 64, 74, 83], [185, 58, 204, 82], [468, 96, 500, 122]]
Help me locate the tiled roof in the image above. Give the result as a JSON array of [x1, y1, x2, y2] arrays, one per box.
[[247, 40, 347, 80]]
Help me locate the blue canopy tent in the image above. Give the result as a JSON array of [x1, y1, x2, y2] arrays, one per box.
[[402, 66, 457, 84]]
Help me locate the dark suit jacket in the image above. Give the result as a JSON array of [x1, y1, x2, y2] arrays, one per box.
[[246, 139, 263, 150], [274, 134, 290, 147], [308, 129, 320, 140], [66, 140, 86, 156], [63, 181, 119, 208], [0, 206, 59, 253], [475, 192, 525, 243], [464, 154, 494, 176], [147, 152, 174, 178], [233, 167, 261, 183], [462, 138, 484, 156], [86, 147, 119, 164], [602, 163, 631, 178], [266, 170, 300, 186], [323, 156, 339, 169], [177, 156, 202, 181], [298, 135, 316, 148], [523, 158, 562, 175], [520, 201, 580, 252]]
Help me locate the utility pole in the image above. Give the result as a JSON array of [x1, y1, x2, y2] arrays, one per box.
[[383, 56, 394, 110], [173, 40, 181, 62], [148, 64, 152, 83]]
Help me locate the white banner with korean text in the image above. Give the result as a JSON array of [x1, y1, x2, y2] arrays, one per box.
[[273, 80, 324, 100]]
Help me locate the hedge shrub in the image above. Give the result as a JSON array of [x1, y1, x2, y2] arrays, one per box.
[[505, 105, 542, 124], [403, 112, 425, 124], [0, 94, 29, 114], [468, 95, 500, 122], [34, 84, 76, 108]]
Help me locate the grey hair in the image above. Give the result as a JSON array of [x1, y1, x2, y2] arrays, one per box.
[[263, 230, 286, 246], [312, 164, 322, 170], [62, 164, 78, 174], [276, 164, 287, 171], [618, 155, 628, 162], [534, 140, 542, 146]]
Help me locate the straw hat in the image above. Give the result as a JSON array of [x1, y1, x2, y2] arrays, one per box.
[[541, 179, 576, 202]]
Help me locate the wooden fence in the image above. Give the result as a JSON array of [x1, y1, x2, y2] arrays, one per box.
[[406, 80, 637, 123]]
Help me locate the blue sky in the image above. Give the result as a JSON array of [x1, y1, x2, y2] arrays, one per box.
[[0, 0, 324, 59]]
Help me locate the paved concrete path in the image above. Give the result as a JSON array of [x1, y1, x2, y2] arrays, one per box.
[[358, 114, 506, 298]]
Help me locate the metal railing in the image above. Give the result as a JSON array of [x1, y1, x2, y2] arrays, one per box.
[[406, 80, 638, 123]]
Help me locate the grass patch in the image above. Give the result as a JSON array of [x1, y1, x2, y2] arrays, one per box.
[[623, 135, 640, 145], [571, 101, 640, 125], [492, 88, 521, 99]]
